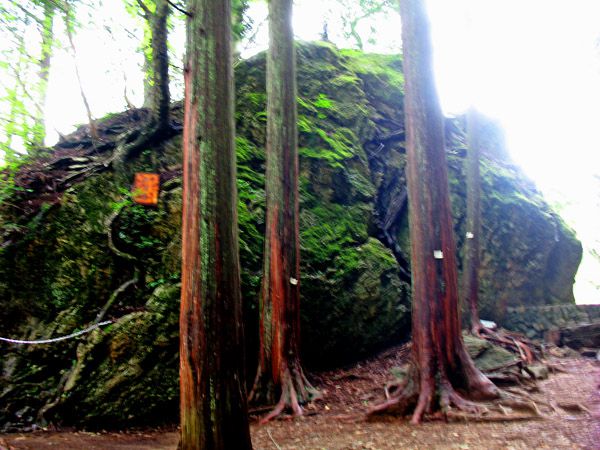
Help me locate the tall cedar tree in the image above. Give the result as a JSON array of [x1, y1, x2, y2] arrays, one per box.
[[463, 108, 483, 333], [179, 0, 252, 448], [249, 0, 318, 421], [33, 0, 55, 147], [370, 0, 498, 423], [137, 0, 170, 130], [110, 0, 174, 175]]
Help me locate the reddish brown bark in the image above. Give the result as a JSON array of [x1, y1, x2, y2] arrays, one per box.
[[249, 0, 317, 421], [179, 0, 252, 448], [370, 0, 498, 423]]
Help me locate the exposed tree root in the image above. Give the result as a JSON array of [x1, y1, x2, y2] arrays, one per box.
[[485, 363, 539, 388], [367, 358, 557, 424], [328, 413, 365, 423], [555, 401, 591, 414], [446, 411, 544, 422], [251, 365, 321, 424], [106, 207, 137, 261], [2, 110, 178, 247], [369, 352, 501, 423], [95, 202, 140, 322], [107, 121, 177, 178], [367, 363, 421, 420], [474, 324, 541, 365], [94, 274, 139, 323], [495, 393, 544, 417]]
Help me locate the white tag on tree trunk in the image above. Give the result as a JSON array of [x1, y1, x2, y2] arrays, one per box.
[[433, 250, 443, 259], [466, 232, 474, 239], [290, 277, 298, 285]]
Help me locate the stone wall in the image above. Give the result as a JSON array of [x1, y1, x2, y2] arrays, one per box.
[[503, 304, 600, 339]]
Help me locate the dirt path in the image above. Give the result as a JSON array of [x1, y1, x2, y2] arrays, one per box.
[[1, 355, 598, 450]]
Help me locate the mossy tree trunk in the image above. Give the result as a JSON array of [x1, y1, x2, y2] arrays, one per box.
[[249, 0, 317, 421], [137, 0, 170, 130], [371, 0, 498, 424], [149, 0, 170, 130], [179, 0, 252, 448], [463, 108, 483, 333]]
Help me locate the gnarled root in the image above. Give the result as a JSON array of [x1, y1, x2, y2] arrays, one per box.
[[95, 202, 140, 322], [368, 367, 495, 424], [106, 121, 176, 174], [368, 363, 420, 421], [368, 355, 552, 424], [476, 325, 540, 365], [252, 365, 321, 424]]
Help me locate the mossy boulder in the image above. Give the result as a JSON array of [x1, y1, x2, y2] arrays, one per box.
[[463, 334, 517, 372], [448, 154, 582, 322], [0, 42, 580, 428]]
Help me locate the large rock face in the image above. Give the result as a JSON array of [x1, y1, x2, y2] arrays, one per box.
[[0, 42, 580, 429]]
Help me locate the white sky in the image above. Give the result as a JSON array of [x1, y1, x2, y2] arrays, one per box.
[[5, 0, 600, 303]]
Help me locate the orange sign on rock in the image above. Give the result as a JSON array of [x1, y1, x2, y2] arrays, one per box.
[[132, 173, 160, 206]]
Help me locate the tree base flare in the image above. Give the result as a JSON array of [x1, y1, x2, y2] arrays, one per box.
[[250, 365, 321, 424], [368, 358, 560, 423]]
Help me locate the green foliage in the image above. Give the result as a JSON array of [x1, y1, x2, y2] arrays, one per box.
[[0, 157, 26, 205], [327, 0, 398, 50], [0, 0, 60, 155], [232, 0, 251, 43]]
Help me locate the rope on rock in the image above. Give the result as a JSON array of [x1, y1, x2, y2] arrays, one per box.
[[0, 320, 112, 345]]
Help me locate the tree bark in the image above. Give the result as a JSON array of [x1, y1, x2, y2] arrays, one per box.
[[149, 0, 170, 130], [179, 0, 252, 448], [370, 0, 498, 424], [32, 0, 55, 147], [463, 108, 483, 333], [249, 0, 317, 421]]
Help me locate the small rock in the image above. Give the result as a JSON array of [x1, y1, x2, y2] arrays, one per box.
[[528, 364, 549, 380]]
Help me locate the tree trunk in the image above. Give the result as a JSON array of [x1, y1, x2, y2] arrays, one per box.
[[32, 0, 55, 147], [142, 24, 153, 109], [149, 0, 170, 130], [179, 0, 252, 448], [463, 108, 483, 333], [371, 0, 498, 424], [249, 0, 317, 421]]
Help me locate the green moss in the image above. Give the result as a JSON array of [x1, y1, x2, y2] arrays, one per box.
[[298, 124, 362, 169], [313, 93, 334, 109], [300, 203, 370, 268], [340, 49, 404, 91], [302, 238, 409, 367]]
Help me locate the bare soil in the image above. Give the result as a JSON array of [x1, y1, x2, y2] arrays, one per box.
[[1, 347, 598, 450]]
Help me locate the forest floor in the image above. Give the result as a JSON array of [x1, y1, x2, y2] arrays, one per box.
[[1, 345, 598, 450]]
